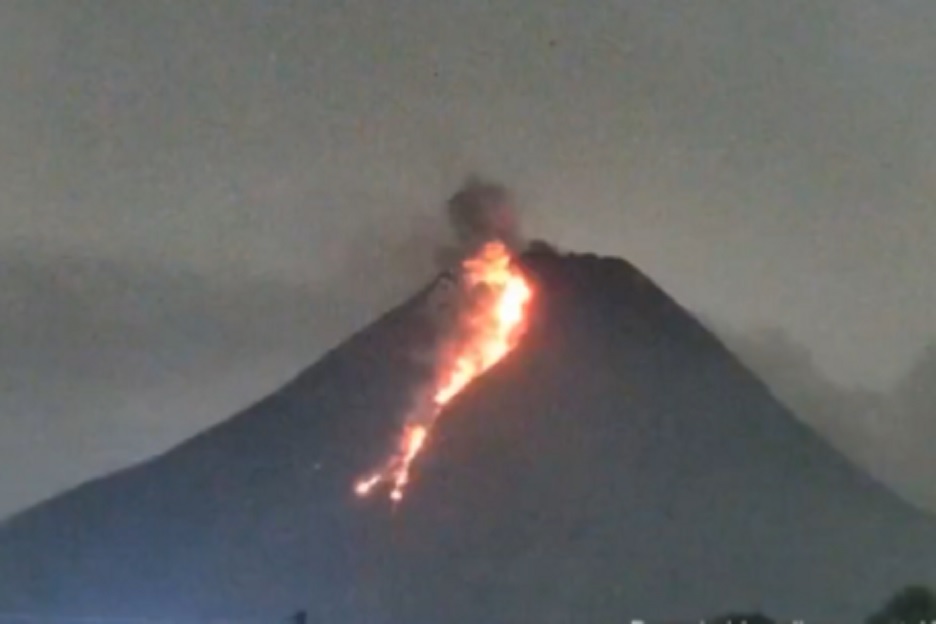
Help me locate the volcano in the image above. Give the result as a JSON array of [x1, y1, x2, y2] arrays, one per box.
[[1, 245, 934, 623]]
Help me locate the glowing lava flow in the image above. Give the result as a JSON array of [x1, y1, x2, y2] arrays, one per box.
[[354, 241, 533, 503]]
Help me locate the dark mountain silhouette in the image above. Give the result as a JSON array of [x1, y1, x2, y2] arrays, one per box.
[[0, 246, 934, 623]]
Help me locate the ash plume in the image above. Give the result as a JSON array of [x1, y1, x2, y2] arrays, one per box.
[[445, 175, 523, 254], [429, 176, 528, 328]]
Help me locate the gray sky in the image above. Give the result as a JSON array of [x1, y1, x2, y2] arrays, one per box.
[[1, 1, 934, 519]]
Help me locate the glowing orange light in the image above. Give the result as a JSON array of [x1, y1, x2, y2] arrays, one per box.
[[354, 241, 533, 502]]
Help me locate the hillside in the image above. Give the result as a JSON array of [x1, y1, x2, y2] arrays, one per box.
[[0, 246, 933, 622]]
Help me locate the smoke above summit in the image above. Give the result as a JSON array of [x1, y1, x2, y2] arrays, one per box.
[[446, 176, 524, 254]]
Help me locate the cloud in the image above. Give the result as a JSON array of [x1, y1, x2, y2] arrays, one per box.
[[0, 223, 441, 518], [714, 322, 936, 512]]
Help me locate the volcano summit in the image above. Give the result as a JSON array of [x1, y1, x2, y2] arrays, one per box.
[[0, 242, 934, 622]]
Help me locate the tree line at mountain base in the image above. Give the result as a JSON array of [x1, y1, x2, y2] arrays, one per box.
[[707, 585, 936, 624]]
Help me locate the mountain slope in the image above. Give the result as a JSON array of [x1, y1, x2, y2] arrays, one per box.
[[0, 247, 933, 622]]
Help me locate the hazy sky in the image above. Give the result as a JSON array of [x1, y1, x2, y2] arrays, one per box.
[[1, 1, 934, 519]]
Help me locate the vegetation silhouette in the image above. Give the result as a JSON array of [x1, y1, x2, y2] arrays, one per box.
[[867, 585, 936, 624]]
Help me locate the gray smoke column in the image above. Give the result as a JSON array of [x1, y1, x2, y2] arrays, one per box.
[[430, 175, 528, 324], [446, 175, 523, 253]]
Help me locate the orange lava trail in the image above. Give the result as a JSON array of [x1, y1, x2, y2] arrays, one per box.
[[354, 241, 533, 503]]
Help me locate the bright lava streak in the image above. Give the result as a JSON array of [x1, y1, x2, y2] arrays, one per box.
[[354, 241, 533, 503]]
